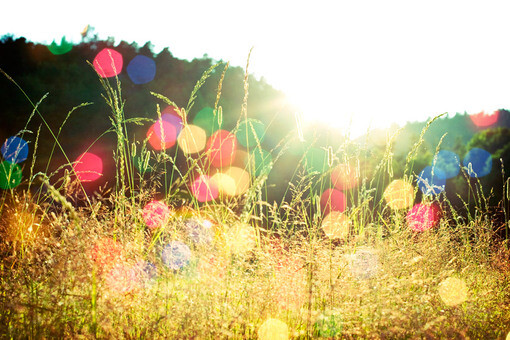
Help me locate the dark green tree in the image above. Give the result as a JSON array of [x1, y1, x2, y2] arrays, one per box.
[[449, 127, 510, 211]]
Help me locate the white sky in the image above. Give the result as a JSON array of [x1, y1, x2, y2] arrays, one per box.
[[2, 0, 510, 137]]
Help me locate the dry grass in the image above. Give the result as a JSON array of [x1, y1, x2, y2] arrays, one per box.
[[0, 60, 509, 339], [0, 194, 509, 339]]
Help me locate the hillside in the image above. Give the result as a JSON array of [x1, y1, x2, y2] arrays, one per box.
[[1, 35, 509, 215]]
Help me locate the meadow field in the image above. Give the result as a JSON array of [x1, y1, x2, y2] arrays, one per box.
[[0, 49, 509, 339]]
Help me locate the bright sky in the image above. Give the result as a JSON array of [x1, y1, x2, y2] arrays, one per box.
[[2, 0, 510, 137]]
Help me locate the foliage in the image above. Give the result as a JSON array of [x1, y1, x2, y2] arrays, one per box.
[[0, 35, 509, 338]]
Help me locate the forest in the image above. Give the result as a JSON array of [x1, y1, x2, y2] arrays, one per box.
[[1, 34, 509, 221], [1, 34, 510, 338]]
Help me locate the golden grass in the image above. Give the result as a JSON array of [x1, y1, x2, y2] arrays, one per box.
[[0, 59, 509, 339]]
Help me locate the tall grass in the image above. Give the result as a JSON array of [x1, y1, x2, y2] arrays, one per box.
[[0, 55, 509, 340]]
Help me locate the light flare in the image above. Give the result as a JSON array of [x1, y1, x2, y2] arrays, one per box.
[[406, 202, 442, 232], [383, 179, 414, 210], [469, 110, 499, 127], [73, 152, 103, 182], [438, 277, 469, 306], [142, 200, 172, 230], [191, 175, 219, 202], [258, 318, 289, 340], [177, 124, 207, 154], [320, 188, 347, 215], [321, 211, 351, 240], [93, 48, 123, 78], [331, 163, 359, 191]]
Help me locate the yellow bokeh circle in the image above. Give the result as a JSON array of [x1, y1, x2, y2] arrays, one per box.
[[383, 179, 415, 210], [211, 172, 237, 196], [321, 211, 351, 240], [177, 124, 206, 154], [258, 318, 289, 340], [226, 224, 257, 256], [438, 277, 468, 306], [212, 167, 250, 196]]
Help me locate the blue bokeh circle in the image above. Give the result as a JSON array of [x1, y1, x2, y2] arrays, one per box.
[[463, 148, 492, 178], [127, 55, 156, 84], [1, 136, 29, 164], [417, 165, 446, 196]]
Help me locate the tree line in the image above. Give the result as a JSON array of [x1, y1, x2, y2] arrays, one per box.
[[0, 35, 508, 222]]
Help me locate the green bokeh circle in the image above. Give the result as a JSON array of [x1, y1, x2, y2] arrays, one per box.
[[0, 161, 22, 189]]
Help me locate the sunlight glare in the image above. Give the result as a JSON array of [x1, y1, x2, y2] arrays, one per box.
[[197, 253, 228, 280], [206, 130, 237, 168], [469, 110, 499, 127], [247, 148, 273, 177], [320, 188, 347, 215], [162, 106, 184, 135], [331, 163, 359, 191], [346, 247, 379, 280], [193, 107, 221, 135], [463, 148, 492, 178], [48, 36, 73, 55], [226, 224, 256, 256], [147, 120, 177, 150], [127, 55, 156, 84], [214, 167, 251, 196], [135, 261, 157, 282], [304, 147, 328, 174], [236, 118, 266, 148], [433, 150, 460, 179], [91, 238, 123, 273], [184, 218, 213, 244], [417, 166, 446, 196], [105, 263, 140, 294]]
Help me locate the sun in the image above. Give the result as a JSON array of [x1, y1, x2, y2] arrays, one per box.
[[286, 91, 375, 139]]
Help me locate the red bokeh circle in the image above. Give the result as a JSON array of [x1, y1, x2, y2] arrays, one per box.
[[320, 188, 347, 215], [406, 202, 442, 232], [73, 152, 103, 182], [93, 48, 123, 78], [206, 130, 237, 168]]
